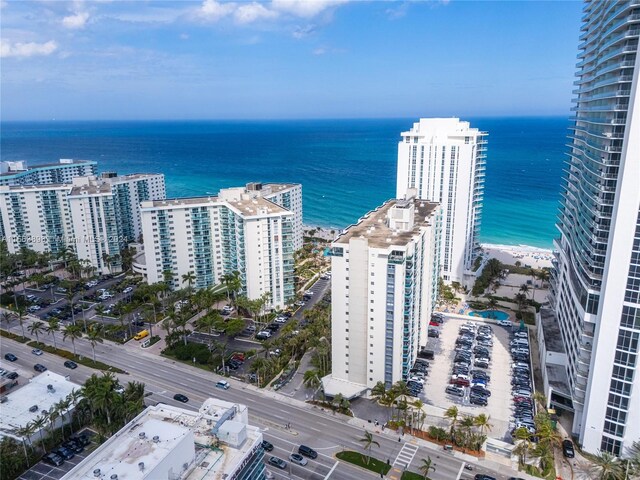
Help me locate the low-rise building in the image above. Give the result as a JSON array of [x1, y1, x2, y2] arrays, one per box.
[[0, 371, 81, 445], [62, 398, 266, 480], [322, 193, 441, 398]]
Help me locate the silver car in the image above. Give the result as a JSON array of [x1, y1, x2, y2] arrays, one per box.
[[289, 453, 308, 466]]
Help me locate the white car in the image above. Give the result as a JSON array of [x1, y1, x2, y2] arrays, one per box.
[[514, 331, 528, 338], [221, 305, 234, 315], [497, 319, 511, 326], [274, 316, 287, 324], [123, 286, 133, 294]]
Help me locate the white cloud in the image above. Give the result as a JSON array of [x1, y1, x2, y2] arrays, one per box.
[[0, 0, 8, 9], [179, 33, 190, 40], [312, 46, 326, 55], [198, 0, 235, 21], [0, 39, 58, 58], [62, 11, 89, 29], [271, 0, 348, 18], [234, 2, 278, 24]]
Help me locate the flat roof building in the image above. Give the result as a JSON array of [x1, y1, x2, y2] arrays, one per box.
[[0, 371, 81, 444], [323, 194, 441, 398], [62, 398, 266, 480]]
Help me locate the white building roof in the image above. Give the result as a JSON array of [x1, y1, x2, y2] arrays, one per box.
[[0, 371, 80, 441], [63, 399, 263, 480]]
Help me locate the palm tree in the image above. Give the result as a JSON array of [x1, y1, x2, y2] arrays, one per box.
[[181, 271, 196, 295], [56, 397, 72, 439], [95, 304, 106, 322], [579, 450, 625, 480], [513, 427, 532, 466], [62, 324, 83, 356], [519, 283, 530, 298], [28, 320, 45, 345], [16, 306, 27, 338], [459, 416, 475, 450], [444, 406, 459, 438], [31, 416, 47, 453], [418, 456, 436, 480], [45, 319, 60, 350], [1, 310, 14, 331], [13, 422, 36, 465], [303, 369, 321, 390], [370, 381, 387, 404], [65, 289, 76, 325], [473, 413, 492, 436], [86, 325, 104, 363], [358, 430, 380, 466]]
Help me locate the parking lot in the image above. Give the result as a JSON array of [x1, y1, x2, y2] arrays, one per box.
[[17, 430, 96, 480], [421, 315, 515, 439]]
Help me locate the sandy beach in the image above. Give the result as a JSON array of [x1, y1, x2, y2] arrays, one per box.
[[481, 243, 554, 269]]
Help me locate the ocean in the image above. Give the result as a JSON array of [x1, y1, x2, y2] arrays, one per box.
[[0, 117, 569, 249]]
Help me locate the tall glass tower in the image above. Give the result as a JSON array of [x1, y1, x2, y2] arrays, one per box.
[[551, 0, 639, 455]]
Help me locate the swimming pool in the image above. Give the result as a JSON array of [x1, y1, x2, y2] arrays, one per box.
[[469, 310, 510, 321]]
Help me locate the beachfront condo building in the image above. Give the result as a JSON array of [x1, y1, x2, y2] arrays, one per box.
[[139, 188, 295, 310], [0, 183, 75, 257], [550, 0, 640, 456], [0, 159, 97, 240], [322, 194, 441, 399], [0, 159, 97, 187], [0, 172, 166, 274], [68, 173, 166, 274], [224, 182, 304, 251], [396, 118, 486, 287]]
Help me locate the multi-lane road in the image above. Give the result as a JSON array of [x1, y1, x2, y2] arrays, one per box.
[[1, 319, 528, 479]]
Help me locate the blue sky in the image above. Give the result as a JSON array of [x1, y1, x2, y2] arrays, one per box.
[[0, 0, 584, 121]]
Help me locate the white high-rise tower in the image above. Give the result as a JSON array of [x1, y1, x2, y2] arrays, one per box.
[[396, 118, 486, 285], [550, 0, 640, 456]]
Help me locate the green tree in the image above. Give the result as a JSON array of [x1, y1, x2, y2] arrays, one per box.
[[358, 430, 380, 466], [86, 324, 104, 363], [62, 324, 83, 356], [580, 450, 625, 480], [16, 306, 27, 338], [45, 318, 60, 350], [418, 456, 436, 480], [474, 413, 492, 436], [28, 320, 45, 344], [444, 406, 459, 438]]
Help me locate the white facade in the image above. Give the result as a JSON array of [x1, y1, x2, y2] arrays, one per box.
[[0, 159, 97, 187], [0, 184, 75, 256], [322, 197, 441, 398], [141, 192, 295, 309], [62, 398, 266, 480], [68, 173, 165, 274], [550, 0, 640, 456], [396, 118, 486, 285]]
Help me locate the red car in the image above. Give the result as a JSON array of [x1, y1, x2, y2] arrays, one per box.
[[450, 378, 470, 386], [429, 321, 440, 327]]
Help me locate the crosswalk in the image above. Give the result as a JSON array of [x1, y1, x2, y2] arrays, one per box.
[[392, 442, 419, 470]]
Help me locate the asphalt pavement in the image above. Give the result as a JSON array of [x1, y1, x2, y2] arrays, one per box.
[[1, 323, 534, 480]]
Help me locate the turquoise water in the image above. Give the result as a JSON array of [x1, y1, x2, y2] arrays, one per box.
[[469, 310, 510, 321], [0, 117, 567, 248]]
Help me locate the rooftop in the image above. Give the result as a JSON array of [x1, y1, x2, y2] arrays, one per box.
[[401, 117, 487, 139], [143, 194, 290, 218], [68, 174, 162, 196], [334, 198, 439, 249], [546, 364, 571, 397], [63, 398, 263, 480], [0, 183, 70, 193], [0, 372, 80, 441], [0, 159, 96, 177], [539, 307, 566, 353]]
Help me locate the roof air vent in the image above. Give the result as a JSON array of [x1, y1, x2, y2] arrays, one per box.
[[110, 475, 118, 480], [153, 435, 160, 443], [138, 462, 145, 471], [138, 432, 146, 439], [93, 469, 101, 477]]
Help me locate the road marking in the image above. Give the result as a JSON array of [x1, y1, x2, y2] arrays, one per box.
[[323, 461, 339, 479], [393, 442, 419, 469], [456, 462, 465, 479]]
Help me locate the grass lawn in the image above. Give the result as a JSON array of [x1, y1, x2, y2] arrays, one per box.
[[336, 451, 391, 475], [27, 341, 126, 373], [401, 472, 430, 480]]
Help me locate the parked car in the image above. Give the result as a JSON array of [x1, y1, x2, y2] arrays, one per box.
[[42, 453, 64, 466], [256, 331, 272, 340], [470, 395, 488, 406], [53, 447, 75, 460], [6, 372, 19, 380], [261, 440, 274, 451], [445, 386, 465, 397], [562, 439, 575, 458], [268, 456, 287, 469]]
